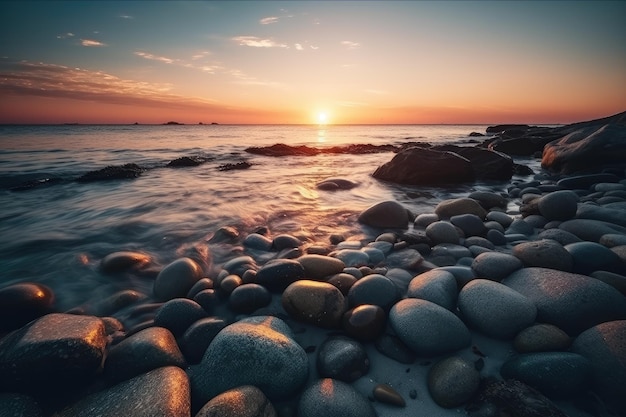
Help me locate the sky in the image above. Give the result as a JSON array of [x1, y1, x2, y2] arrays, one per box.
[[0, 1, 624, 125]]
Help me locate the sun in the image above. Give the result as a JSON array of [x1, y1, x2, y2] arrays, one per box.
[[317, 112, 329, 125]]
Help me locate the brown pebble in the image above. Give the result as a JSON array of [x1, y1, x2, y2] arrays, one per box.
[[373, 384, 406, 407]]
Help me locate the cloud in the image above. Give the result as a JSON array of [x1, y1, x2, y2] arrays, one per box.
[[81, 39, 106, 47], [135, 51, 175, 64], [294, 43, 304, 51], [310, 45, 319, 50], [341, 41, 360, 50], [56, 33, 75, 39], [260, 16, 279, 25], [232, 36, 288, 48], [120, 14, 134, 19], [191, 51, 211, 60]]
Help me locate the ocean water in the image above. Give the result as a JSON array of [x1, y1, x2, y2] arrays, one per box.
[[0, 124, 527, 311]]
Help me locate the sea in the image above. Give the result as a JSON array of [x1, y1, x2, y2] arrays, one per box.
[[0, 124, 537, 311]]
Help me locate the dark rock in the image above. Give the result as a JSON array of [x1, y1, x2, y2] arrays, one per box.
[[341, 304, 386, 342], [557, 173, 621, 189], [374, 333, 416, 364], [357, 200, 411, 229], [0, 313, 106, 391], [0, 393, 43, 417], [100, 251, 151, 274], [406, 269, 458, 310], [435, 198, 487, 219], [153, 298, 207, 337], [327, 273, 358, 295], [298, 378, 376, 417], [471, 252, 523, 282], [347, 273, 399, 311], [0, 282, 55, 332], [153, 257, 204, 302], [179, 317, 227, 364], [297, 254, 346, 280], [537, 190, 579, 221], [468, 191, 508, 209], [559, 218, 626, 242], [217, 161, 251, 171], [245, 143, 320, 156], [373, 384, 406, 407], [195, 385, 276, 417], [486, 124, 530, 134], [272, 234, 301, 250], [193, 289, 219, 314], [104, 327, 186, 383], [316, 336, 369, 382], [565, 241, 624, 275], [316, 178, 359, 190], [255, 259, 305, 292], [166, 156, 207, 167], [229, 283, 272, 314], [56, 366, 190, 417], [576, 203, 626, 228], [432, 144, 513, 180], [427, 356, 480, 408], [282, 280, 347, 328], [512, 239, 573, 271], [76, 163, 144, 182], [513, 324, 572, 353], [243, 233, 273, 251]]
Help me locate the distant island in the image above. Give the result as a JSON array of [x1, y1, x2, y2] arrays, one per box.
[[163, 121, 183, 125]]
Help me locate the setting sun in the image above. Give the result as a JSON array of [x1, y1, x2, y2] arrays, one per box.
[[317, 112, 329, 125]]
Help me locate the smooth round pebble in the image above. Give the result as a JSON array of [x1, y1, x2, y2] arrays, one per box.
[[512, 239, 573, 271], [297, 254, 345, 280], [153, 298, 207, 337], [0, 282, 55, 332], [450, 213, 486, 236], [357, 200, 410, 229], [471, 252, 523, 282], [282, 280, 347, 328], [373, 384, 405, 407], [513, 323, 572, 353], [427, 356, 480, 408], [425, 221, 460, 245], [153, 257, 203, 301], [255, 259, 305, 292], [180, 317, 227, 364], [435, 198, 487, 219], [537, 190, 579, 221], [316, 336, 369, 382], [229, 283, 272, 314], [342, 304, 386, 342], [100, 251, 151, 274], [195, 385, 276, 417], [298, 378, 376, 417], [406, 269, 458, 311], [565, 241, 624, 275], [347, 274, 398, 311]]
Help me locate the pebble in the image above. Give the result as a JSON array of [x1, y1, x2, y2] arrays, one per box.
[[450, 213, 486, 236], [435, 198, 487, 219], [437, 265, 476, 288], [385, 248, 424, 270], [342, 304, 386, 342], [219, 274, 242, 294], [464, 236, 495, 249], [255, 259, 305, 292], [298, 378, 376, 417], [471, 252, 523, 282], [431, 243, 472, 259], [564, 241, 624, 274], [600, 233, 626, 247], [347, 273, 399, 311], [486, 229, 507, 246], [406, 269, 458, 311], [467, 191, 508, 209], [0, 282, 55, 332], [485, 211, 513, 227], [297, 254, 345, 280], [243, 233, 273, 250], [389, 298, 471, 356], [222, 255, 257, 276], [506, 218, 534, 235], [193, 289, 219, 314], [374, 334, 416, 364], [357, 200, 411, 229], [361, 247, 385, 265], [373, 384, 406, 407], [591, 270, 626, 295], [180, 317, 227, 364], [458, 279, 536, 339], [327, 273, 357, 295], [195, 385, 277, 417], [425, 221, 460, 245], [316, 336, 369, 382], [229, 283, 272, 314], [282, 280, 347, 328], [537, 190, 579, 221], [512, 239, 573, 271], [414, 213, 439, 228], [153, 298, 207, 337], [513, 323, 572, 353], [427, 356, 480, 408], [272, 233, 301, 250], [559, 218, 626, 242], [100, 251, 151, 274], [332, 249, 370, 267], [536, 228, 582, 245], [153, 257, 203, 301]]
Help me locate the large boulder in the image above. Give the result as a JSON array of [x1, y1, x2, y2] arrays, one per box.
[[542, 124, 626, 174], [432, 145, 513, 180], [357, 200, 411, 229], [373, 147, 474, 185]]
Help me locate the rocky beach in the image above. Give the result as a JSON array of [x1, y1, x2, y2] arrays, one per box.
[[1, 112, 626, 417]]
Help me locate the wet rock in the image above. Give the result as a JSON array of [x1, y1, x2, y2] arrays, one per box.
[[357, 200, 411, 229], [450, 213, 486, 236], [229, 283, 272, 314], [104, 327, 186, 383], [190, 316, 308, 403], [272, 234, 301, 250], [536, 228, 582, 246], [332, 249, 370, 267], [282, 280, 348, 328], [0, 313, 106, 391], [425, 221, 460, 245], [435, 198, 487, 219], [374, 333, 416, 364], [0, 393, 43, 417], [406, 269, 458, 311], [471, 252, 523, 282], [153, 298, 207, 337], [298, 378, 376, 417], [389, 298, 471, 356], [0, 282, 55, 332], [255, 259, 305, 292], [167, 156, 207, 167], [502, 267, 626, 335], [153, 257, 203, 301], [195, 385, 276, 417], [500, 352, 591, 398], [431, 144, 513, 180], [347, 273, 398, 311], [327, 273, 357, 295], [56, 366, 190, 417], [458, 279, 536, 339], [179, 317, 227, 365], [341, 304, 386, 342], [565, 241, 624, 274], [100, 251, 151, 274], [427, 356, 480, 408], [297, 254, 345, 280], [559, 218, 626, 242], [512, 239, 573, 271], [373, 383, 406, 407], [243, 233, 273, 251], [76, 163, 144, 182], [513, 324, 572, 353], [486, 210, 514, 227], [316, 336, 369, 382], [537, 190, 579, 221], [468, 191, 508, 210], [316, 178, 359, 190]]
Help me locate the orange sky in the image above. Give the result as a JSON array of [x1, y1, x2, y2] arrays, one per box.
[[1, 1, 625, 125]]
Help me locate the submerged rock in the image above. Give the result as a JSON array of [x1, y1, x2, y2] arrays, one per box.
[[76, 163, 144, 182]]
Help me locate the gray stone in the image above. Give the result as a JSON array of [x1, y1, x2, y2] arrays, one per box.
[[557, 173, 621, 190], [347, 274, 399, 311], [191, 317, 308, 404], [431, 243, 471, 259], [471, 252, 523, 281], [357, 200, 411, 229], [331, 249, 370, 268], [229, 283, 272, 314], [57, 367, 190, 417], [537, 228, 582, 246], [361, 247, 385, 265], [385, 248, 423, 270], [435, 198, 487, 219], [153, 257, 203, 301], [389, 298, 471, 356], [559, 219, 626, 242], [571, 320, 626, 413], [486, 229, 507, 246], [512, 239, 573, 271], [414, 213, 439, 228], [153, 298, 207, 337], [243, 233, 273, 251], [565, 241, 624, 274], [458, 279, 536, 339], [500, 352, 591, 398], [0, 393, 43, 417], [464, 236, 495, 250], [486, 211, 514, 227], [427, 356, 480, 408], [407, 269, 458, 310], [506, 218, 534, 236], [591, 270, 626, 295], [255, 259, 305, 292], [576, 204, 626, 228], [195, 385, 276, 417], [298, 378, 376, 417], [425, 221, 460, 245], [437, 265, 476, 288], [537, 190, 579, 221], [100, 251, 151, 274], [297, 254, 345, 280], [600, 233, 626, 248], [0, 282, 55, 332], [502, 268, 626, 335], [513, 324, 572, 353], [450, 213, 486, 236], [282, 280, 347, 328], [180, 317, 227, 364], [468, 191, 508, 209], [104, 327, 185, 383], [317, 336, 369, 382]]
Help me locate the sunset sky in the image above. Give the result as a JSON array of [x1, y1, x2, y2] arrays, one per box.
[[1, 1, 624, 125]]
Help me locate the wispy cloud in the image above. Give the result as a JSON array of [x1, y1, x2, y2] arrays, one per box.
[[232, 36, 288, 48], [294, 43, 304, 51], [56, 32, 75, 39], [135, 51, 175, 64], [135, 50, 222, 74], [191, 51, 211, 60], [310, 45, 319, 50], [120, 14, 134, 19], [81, 39, 106, 47], [341, 41, 360, 50], [260, 16, 279, 25]]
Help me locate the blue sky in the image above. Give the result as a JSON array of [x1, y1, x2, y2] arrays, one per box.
[[1, 1, 624, 124]]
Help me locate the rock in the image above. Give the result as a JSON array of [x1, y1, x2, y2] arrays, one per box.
[[557, 173, 621, 189], [506, 218, 535, 236], [180, 317, 227, 364], [316, 178, 359, 190], [431, 144, 513, 180], [591, 270, 626, 295], [389, 298, 471, 356], [464, 236, 495, 249], [362, 247, 385, 265], [207, 226, 239, 243], [486, 123, 530, 134], [372, 147, 475, 185], [341, 304, 386, 342], [0, 313, 106, 391], [537, 190, 579, 221], [222, 255, 257, 276], [195, 385, 276, 417], [600, 233, 626, 248], [536, 228, 582, 246], [486, 210, 514, 227], [458, 279, 536, 339], [332, 249, 370, 267], [347, 273, 399, 311], [327, 273, 357, 295], [559, 218, 626, 242], [450, 213, 486, 236], [513, 324, 572, 353], [357, 200, 411, 229], [297, 254, 345, 280], [502, 267, 626, 335], [565, 241, 624, 274], [193, 289, 218, 314], [191, 317, 308, 404], [100, 251, 151, 274], [414, 213, 439, 228], [427, 356, 480, 408], [166, 156, 206, 167], [271, 234, 301, 250], [0, 393, 43, 417], [86, 290, 146, 317], [486, 229, 507, 246], [542, 124, 626, 174], [76, 163, 143, 182], [471, 252, 523, 282], [425, 221, 460, 245], [468, 191, 508, 210], [255, 259, 305, 292], [153, 298, 207, 337], [500, 352, 591, 398], [406, 269, 458, 310], [56, 366, 190, 417], [576, 203, 626, 228], [153, 257, 203, 301], [373, 384, 405, 407], [512, 239, 573, 271], [217, 274, 241, 295], [375, 334, 416, 364], [229, 283, 272, 314], [282, 280, 347, 328], [316, 336, 369, 382], [104, 327, 186, 383], [571, 320, 626, 413], [0, 282, 55, 332], [298, 378, 376, 417], [243, 233, 273, 251], [217, 161, 251, 171]]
